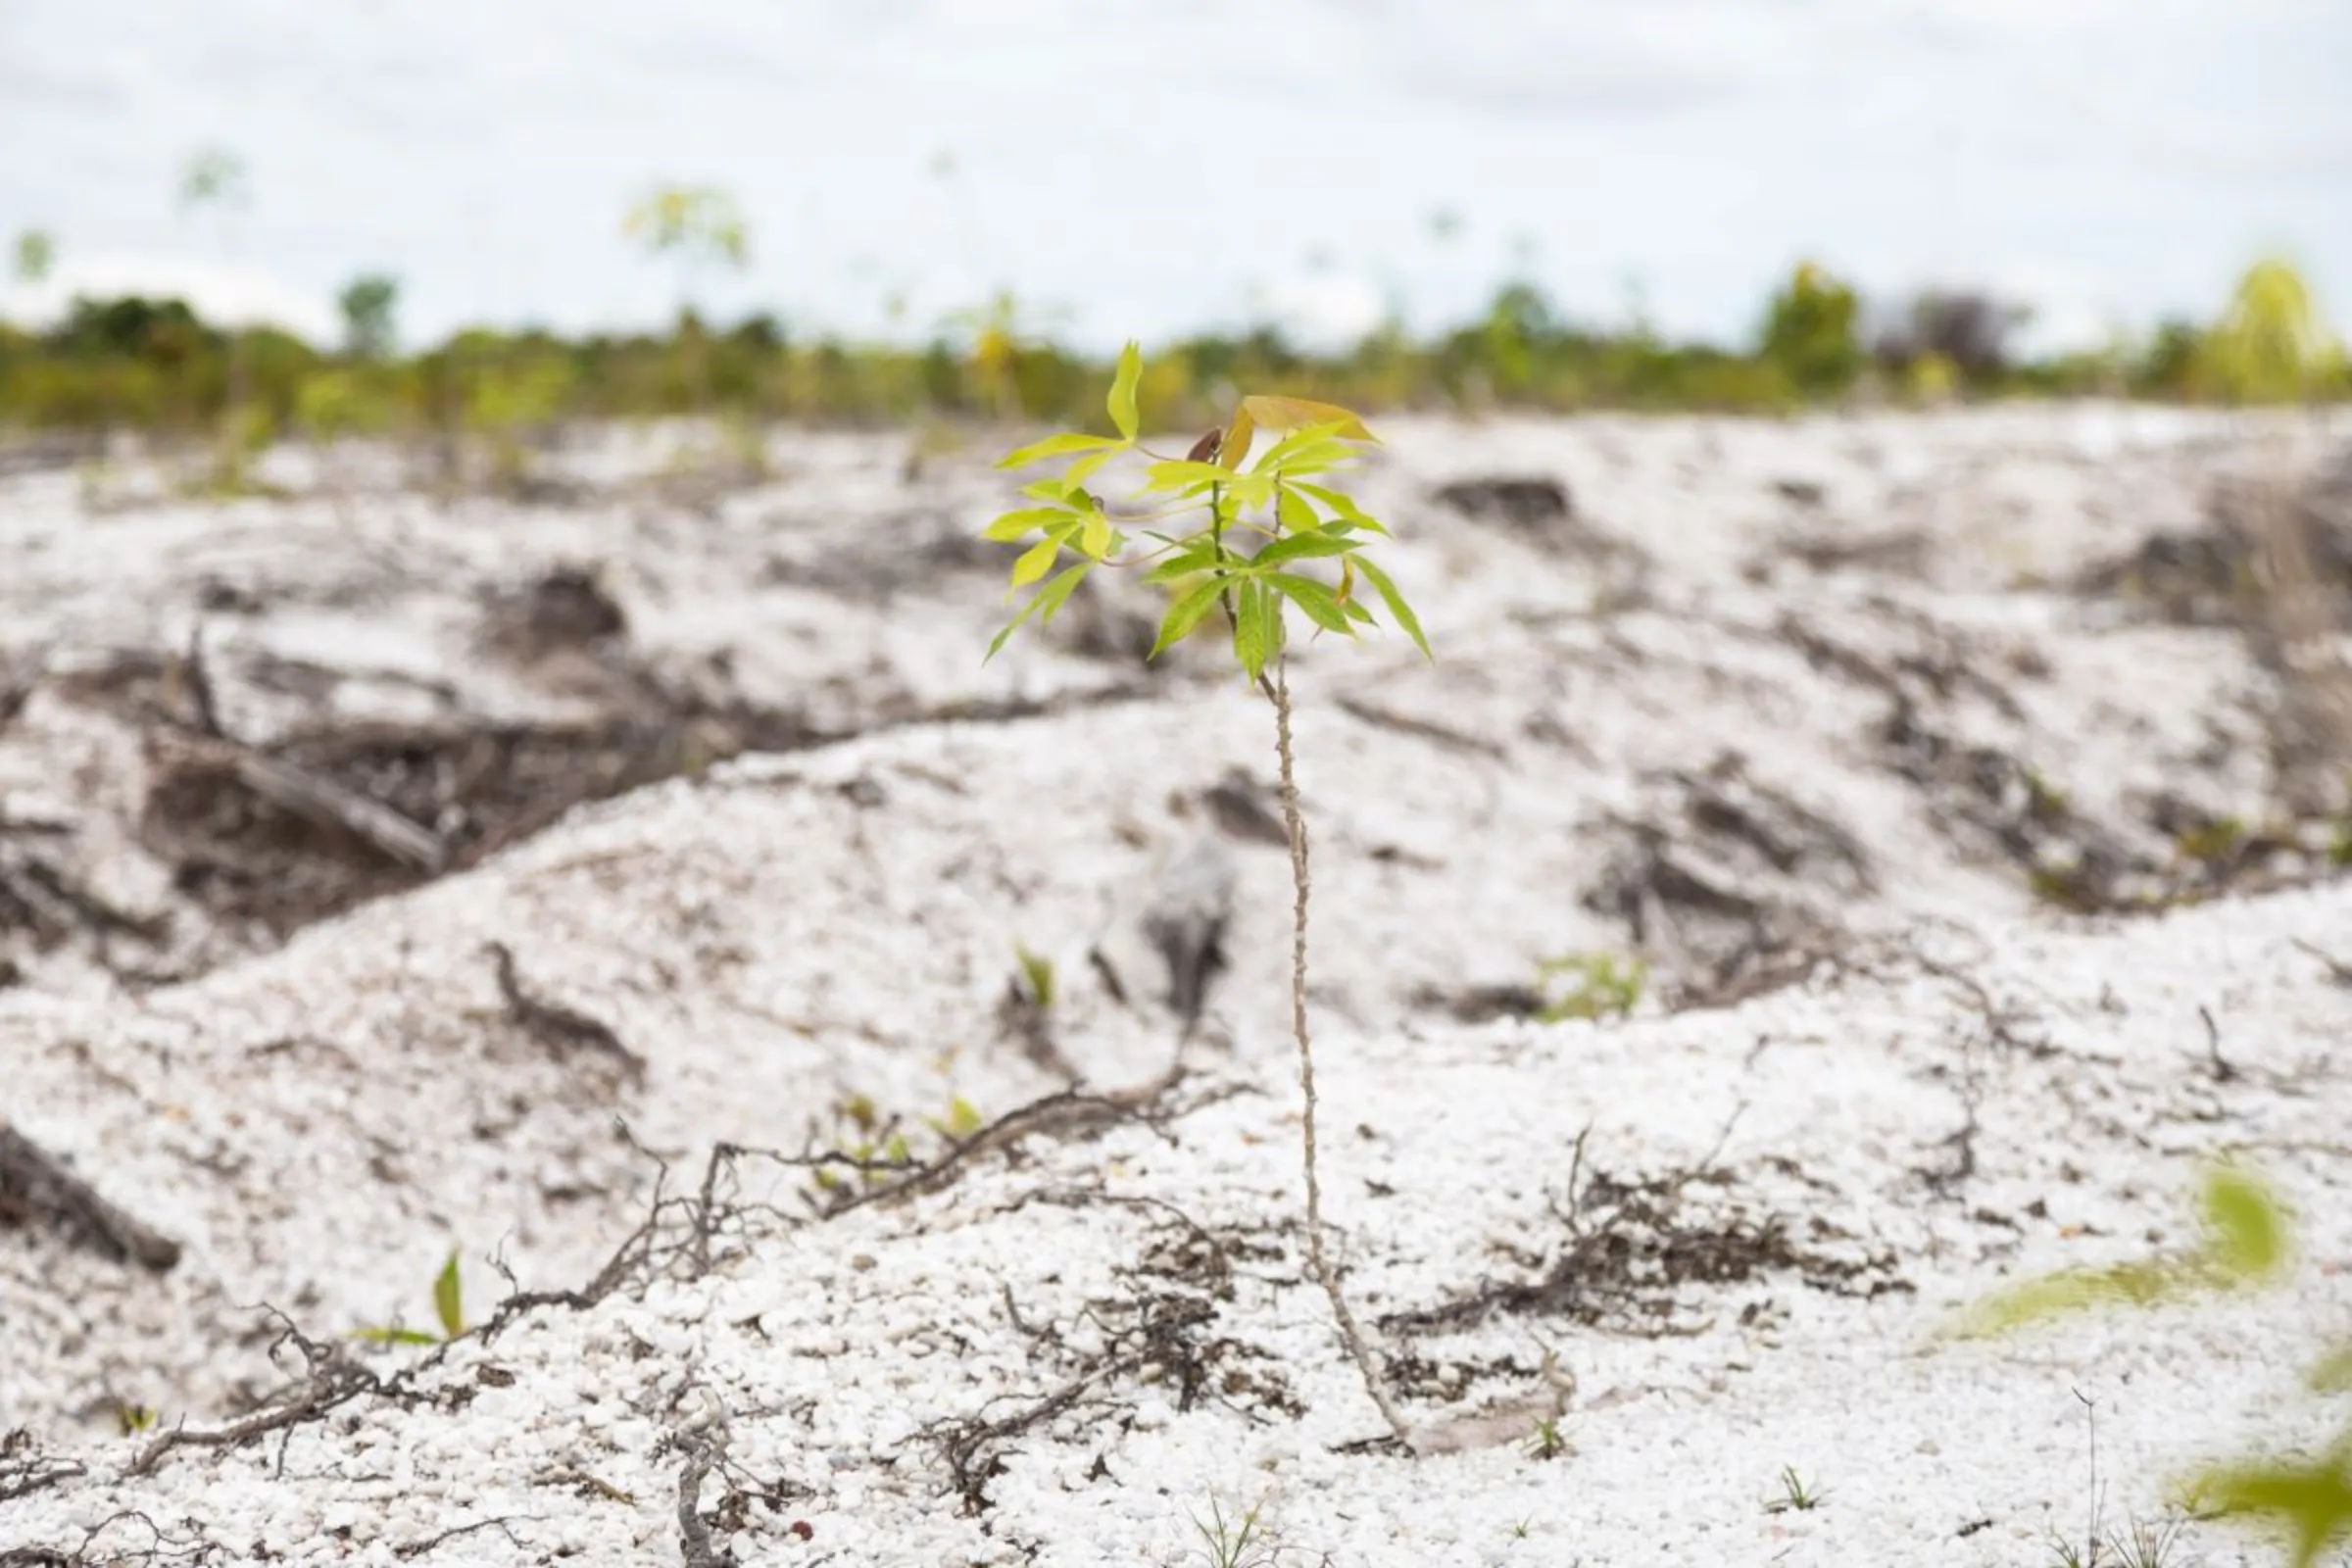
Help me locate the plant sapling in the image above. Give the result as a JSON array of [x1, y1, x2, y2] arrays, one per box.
[[979, 343, 1431, 1446]]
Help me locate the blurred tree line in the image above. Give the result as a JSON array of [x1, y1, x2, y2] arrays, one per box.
[[0, 250, 2342, 449]]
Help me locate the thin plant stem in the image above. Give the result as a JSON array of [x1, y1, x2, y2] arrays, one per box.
[[1269, 649, 1412, 1447]]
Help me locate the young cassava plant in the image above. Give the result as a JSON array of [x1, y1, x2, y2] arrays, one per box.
[[979, 343, 1431, 1446]]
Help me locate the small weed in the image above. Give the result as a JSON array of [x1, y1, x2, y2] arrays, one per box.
[[2174, 816, 2249, 864], [2030, 862, 2114, 913], [2047, 1512, 2192, 1568], [2105, 1512, 2193, 1568], [1013, 943, 1056, 1008], [2025, 768, 2073, 818], [1187, 1494, 1274, 1568], [2050, 1535, 2096, 1568], [1527, 1416, 1570, 1460], [923, 1095, 986, 1140], [113, 1402, 158, 1437], [1767, 1464, 1827, 1513], [807, 1088, 983, 1198], [1535, 953, 1646, 1023], [350, 1249, 467, 1346]]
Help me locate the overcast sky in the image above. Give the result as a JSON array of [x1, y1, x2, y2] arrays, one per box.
[[2, 0, 2346, 355]]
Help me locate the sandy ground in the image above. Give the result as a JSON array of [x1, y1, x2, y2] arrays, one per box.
[[2, 405, 2350, 1565]]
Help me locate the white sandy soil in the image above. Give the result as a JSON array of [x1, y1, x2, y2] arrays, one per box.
[[2, 406, 2349, 1565]]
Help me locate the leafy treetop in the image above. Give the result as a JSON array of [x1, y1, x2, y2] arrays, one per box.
[[979, 342, 1430, 684]]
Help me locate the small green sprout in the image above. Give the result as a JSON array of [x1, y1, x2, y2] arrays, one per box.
[[351, 1249, 467, 1346], [1527, 1416, 1569, 1460], [1767, 1465, 1827, 1513], [923, 1095, 986, 1141], [1187, 1494, 1272, 1568], [1013, 943, 1056, 1008], [1536, 952, 1647, 1023], [2175, 816, 2249, 865], [808, 1089, 983, 1200]]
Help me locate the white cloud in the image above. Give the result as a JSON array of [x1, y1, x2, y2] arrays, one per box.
[[0, 0, 2341, 353], [1256, 272, 1391, 348]]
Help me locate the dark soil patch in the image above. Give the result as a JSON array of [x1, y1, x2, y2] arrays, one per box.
[[140, 710, 769, 937], [1379, 1165, 1907, 1339], [1433, 475, 1573, 531], [1584, 751, 1871, 1008]]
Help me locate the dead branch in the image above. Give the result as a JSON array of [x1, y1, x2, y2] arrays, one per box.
[[830, 1066, 1187, 1218], [674, 1437, 725, 1568], [0, 1431, 84, 1503], [393, 1515, 538, 1560], [129, 1319, 379, 1477], [0, 1508, 204, 1568], [927, 1360, 1135, 1513]]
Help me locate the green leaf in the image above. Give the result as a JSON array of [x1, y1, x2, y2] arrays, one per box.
[[2187, 1453, 2352, 1568], [1221, 472, 1276, 514], [1064, 448, 1118, 489], [944, 1095, 985, 1138], [999, 431, 1120, 469], [982, 506, 1072, 543], [1106, 340, 1143, 441], [1014, 943, 1055, 1006], [1293, 481, 1391, 536], [2203, 1166, 2289, 1282], [1143, 459, 1235, 494], [1252, 426, 1357, 478], [1010, 534, 1063, 589], [1350, 554, 1432, 660], [2308, 1344, 2352, 1394], [1276, 485, 1322, 534], [351, 1326, 442, 1346], [1252, 532, 1359, 567], [1081, 509, 1113, 560], [433, 1251, 465, 1340], [1269, 571, 1355, 635], [1143, 541, 1226, 583], [985, 563, 1093, 662], [1233, 579, 1282, 682], [1021, 476, 1078, 502], [1256, 578, 1287, 661], [1030, 561, 1091, 624], [1152, 576, 1229, 658], [1944, 1259, 2187, 1340]]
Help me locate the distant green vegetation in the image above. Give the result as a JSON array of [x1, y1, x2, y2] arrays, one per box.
[[1, 249, 2342, 445]]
